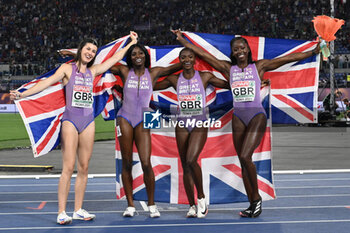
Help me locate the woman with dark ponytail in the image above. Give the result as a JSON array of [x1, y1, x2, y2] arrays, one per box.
[[11, 32, 138, 224]]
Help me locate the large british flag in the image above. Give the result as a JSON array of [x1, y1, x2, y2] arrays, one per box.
[[114, 32, 319, 204], [115, 84, 274, 204]]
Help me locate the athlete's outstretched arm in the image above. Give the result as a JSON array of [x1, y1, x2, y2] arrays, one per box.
[[91, 31, 138, 77], [204, 72, 230, 89], [172, 30, 231, 79], [153, 75, 178, 91], [256, 42, 320, 77], [150, 63, 182, 84], [10, 63, 71, 100]]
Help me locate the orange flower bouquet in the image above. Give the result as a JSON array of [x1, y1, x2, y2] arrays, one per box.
[[312, 15, 345, 57]]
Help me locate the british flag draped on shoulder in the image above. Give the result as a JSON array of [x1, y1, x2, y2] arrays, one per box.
[[14, 35, 131, 157]]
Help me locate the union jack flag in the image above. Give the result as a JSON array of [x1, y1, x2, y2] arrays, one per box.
[[115, 38, 278, 204], [114, 32, 319, 204], [115, 84, 274, 204]]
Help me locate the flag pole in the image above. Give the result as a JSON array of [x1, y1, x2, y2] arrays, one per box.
[[329, 0, 336, 117]]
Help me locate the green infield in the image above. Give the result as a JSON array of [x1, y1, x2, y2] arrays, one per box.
[[0, 113, 115, 150]]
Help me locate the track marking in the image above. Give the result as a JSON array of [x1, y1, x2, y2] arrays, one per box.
[[140, 201, 149, 211], [1, 193, 350, 204], [1, 219, 350, 231], [276, 194, 350, 198], [0, 205, 349, 215], [1, 169, 349, 179], [0, 190, 115, 194], [3, 184, 350, 194], [275, 178, 350, 182], [276, 185, 350, 189], [0, 199, 117, 204], [1, 178, 349, 186], [25, 201, 46, 210], [0, 174, 116, 179], [0, 183, 115, 187], [273, 169, 350, 174]]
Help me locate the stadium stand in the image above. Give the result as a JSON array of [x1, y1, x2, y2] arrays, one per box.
[[0, 0, 349, 90]]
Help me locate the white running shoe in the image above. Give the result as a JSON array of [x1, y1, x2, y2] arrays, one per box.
[[197, 198, 208, 218], [73, 208, 96, 221], [123, 206, 136, 217], [186, 205, 197, 218], [149, 205, 160, 218], [57, 211, 72, 225]]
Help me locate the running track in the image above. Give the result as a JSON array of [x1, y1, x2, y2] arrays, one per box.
[[0, 172, 350, 233]]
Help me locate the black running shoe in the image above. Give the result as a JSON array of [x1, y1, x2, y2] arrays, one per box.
[[240, 198, 262, 218], [250, 198, 262, 218], [239, 204, 252, 217]]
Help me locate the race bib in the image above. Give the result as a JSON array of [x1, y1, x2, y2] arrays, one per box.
[[178, 94, 203, 116], [231, 81, 256, 102], [116, 125, 122, 137], [72, 85, 93, 108]]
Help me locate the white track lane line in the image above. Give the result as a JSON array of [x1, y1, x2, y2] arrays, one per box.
[[0, 205, 349, 215], [1, 219, 350, 231], [0, 169, 350, 179], [1, 193, 350, 204], [2, 184, 350, 194]]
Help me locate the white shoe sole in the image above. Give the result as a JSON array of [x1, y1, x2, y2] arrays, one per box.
[[57, 219, 72, 225], [72, 216, 95, 220]]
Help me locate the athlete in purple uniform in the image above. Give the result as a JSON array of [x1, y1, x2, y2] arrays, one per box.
[[173, 30, 320, 218], [110, 44, 182, 218], [154, 48, 229, 218], [10, 32, 138, 224]]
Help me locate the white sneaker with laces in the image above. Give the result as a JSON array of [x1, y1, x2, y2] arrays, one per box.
[[149, 205, 160, 218], [57, 211, 72, 225], [197, 198, 208, 218], [186, 205, 197, 218], [123, 206, 136, 217], [73, 208, 96, 221]]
